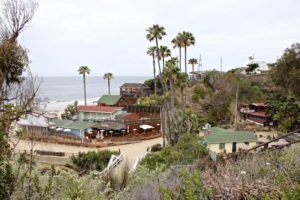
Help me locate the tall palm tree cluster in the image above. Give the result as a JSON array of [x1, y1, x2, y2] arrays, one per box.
[[146, 24, 197, 146], [78, 66, 113, 105]]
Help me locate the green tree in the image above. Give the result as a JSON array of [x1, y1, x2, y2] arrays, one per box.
[[188, 58, 198, 73], [146, 24, 167, 147], [246, 63, 259, 73], [270, 43, 300, 97], [178, 31, 195, 135], [147, 46, 158, 104], [266, 94, 300, 132], [171, 35, 184, 71], [159, 45, 171, 68], [61, 101, 79, 120], [78, 66, 91, 106], [104, 72, 113, 95]]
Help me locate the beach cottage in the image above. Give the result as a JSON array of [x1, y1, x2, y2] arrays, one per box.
[[97, 95, 127, 106], [204, 127, 257, 154], [77, 105, 123, 121], [50, 119, 95, 138]]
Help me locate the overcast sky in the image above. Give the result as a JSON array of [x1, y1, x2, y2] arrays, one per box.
[[18, 0, 300, 76]]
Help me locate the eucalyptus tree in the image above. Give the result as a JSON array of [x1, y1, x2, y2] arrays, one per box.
[[188, 58, 198, 73], [171, 35, 183, 71], [147, 46, 158, 103], [78, 66, 91, 106], [104, 72, 113, 95], [159, 45, 171, 68]]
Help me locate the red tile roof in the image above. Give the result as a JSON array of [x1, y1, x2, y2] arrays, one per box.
[[77, 106, 122, 113], [251, 103, 265, 107], [248, 112, 270, 117]]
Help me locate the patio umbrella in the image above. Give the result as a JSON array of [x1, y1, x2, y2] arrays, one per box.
[[56, 128, 63, 131], [64, 128, 71, 132], [140, 125, 154, 133], [49, 126, 56, 130]]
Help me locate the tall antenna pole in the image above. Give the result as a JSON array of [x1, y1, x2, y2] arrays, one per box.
[[234, 81, 239, 130], [220, 56, 223, 72], [198, 54, 202, 71]]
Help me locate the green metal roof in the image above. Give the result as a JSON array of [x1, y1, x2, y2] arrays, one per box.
[[204, 127, 257, 143], [50, 119, 73, 127], [66, 121, 95, 130], [97, 95, 122, 105], [50, 119, 94, 130]]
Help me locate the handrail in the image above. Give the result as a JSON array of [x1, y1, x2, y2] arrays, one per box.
[[95, 153, 124, 177], [247, 129, 300, 152], [129, 146, 151, 174]]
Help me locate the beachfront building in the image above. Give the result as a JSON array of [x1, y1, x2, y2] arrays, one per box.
[[18, 114, 50, 134], [120, 83, 152, 99], [240, 103, 273, 126], [77, 105, 124, 121], [97, 95, 128, 106], [50, 119, 95, 138], [204, 127, 257, 154]]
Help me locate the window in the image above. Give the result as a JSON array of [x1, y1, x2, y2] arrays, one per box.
[[219, 143, 225, 150]]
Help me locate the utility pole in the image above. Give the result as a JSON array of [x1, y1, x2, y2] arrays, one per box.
[[198, 54, 202, 71], [234, 81, 239, 130], [220, 56, 223, 72]]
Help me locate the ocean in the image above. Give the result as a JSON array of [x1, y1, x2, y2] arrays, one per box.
[[39, 76, 151, 112]]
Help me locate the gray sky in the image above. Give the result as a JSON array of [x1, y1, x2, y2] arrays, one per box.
[[19, 0, 300, 76]]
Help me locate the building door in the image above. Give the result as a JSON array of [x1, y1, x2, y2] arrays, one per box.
[[232, 142, 237, 153]]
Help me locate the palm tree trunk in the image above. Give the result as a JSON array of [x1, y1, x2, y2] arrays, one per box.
[[83, 73, 87, 106], [179, 46, 188, 135], [192, 64, 194, 73], [155, 37, 169, 147], [179, 47, 182, 71], [152, 56, 157, 107], [108, 78, 111, 95]]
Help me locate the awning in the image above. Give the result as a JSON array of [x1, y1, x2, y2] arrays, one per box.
[[140, 125, 154, 130]]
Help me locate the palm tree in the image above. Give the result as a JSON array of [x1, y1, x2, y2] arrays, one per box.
[[147, 46, 158, 102], [171, 35, 183, 71], [179, 31, 195, 134], [78, 66, 91, 106], [146, 24, 167, 147], [146, 24, 166, 76], [159, 45, 171, 68], [188, 58, 198, 73], [104, 72, 113, 95]]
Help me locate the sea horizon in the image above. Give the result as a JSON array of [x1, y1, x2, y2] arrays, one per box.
[[39, 76, 151, 112]]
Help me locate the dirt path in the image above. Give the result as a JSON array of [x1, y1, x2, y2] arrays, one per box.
[[13, 137, 163, 170]]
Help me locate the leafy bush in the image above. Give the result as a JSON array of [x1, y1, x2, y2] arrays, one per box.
[[193, 84, 209, 99], [140, 134, 208, 170], [151, 144, 162, 152], [192, 94, 200, 103], [70, 150, 118, 174]]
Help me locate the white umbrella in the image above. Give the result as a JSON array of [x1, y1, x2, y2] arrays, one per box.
[[56, 128, 63, 131], [49, 126, 56, 130], [64, 128, 71, 132], [140, 125, 154, 130]]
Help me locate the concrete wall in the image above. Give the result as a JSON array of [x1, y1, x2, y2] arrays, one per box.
[[208, 142, 256, 154]]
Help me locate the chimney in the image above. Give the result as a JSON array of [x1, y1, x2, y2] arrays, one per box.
[[207, 130, 211, 136]]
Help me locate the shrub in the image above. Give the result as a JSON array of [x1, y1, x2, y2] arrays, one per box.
[[193, 84, 208, 99], [70, 150, 118, 174], [192, 94, 200, 103], [140, 134, 208, 170], [151, 144, 162, 152]]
